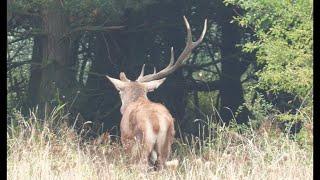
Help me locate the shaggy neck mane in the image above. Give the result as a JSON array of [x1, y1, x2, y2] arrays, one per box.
[[120, 84, 149, 114], [128, 84, 148, 102]]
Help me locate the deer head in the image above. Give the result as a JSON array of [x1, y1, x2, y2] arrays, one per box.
[[106, 72, 167, 114], [106, 16, 207, 170]]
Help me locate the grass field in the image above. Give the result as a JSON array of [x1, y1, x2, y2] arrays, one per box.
[[7, 108, 313, 180]]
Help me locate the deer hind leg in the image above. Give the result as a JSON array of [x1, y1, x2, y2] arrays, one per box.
[[156, 124, 174, 170], [156, 132, 173, 169], [139, 140, 155, 171], [137, 128, 157, 170]]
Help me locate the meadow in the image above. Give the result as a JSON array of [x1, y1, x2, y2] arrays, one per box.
[[7, 107, 313, 180]]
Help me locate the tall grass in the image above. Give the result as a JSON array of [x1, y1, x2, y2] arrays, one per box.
[[7, 105, 313, 180]]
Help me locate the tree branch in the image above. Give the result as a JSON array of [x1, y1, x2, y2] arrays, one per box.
[[68, 25, 125, 35], [7, 60, 32, 70], [186, 80, 220, 92], [8, 29, 46, 45], [8, 8, 41, 18], [166, 80, 220, 92]]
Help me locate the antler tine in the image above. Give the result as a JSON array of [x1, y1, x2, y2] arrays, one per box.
[[169, 47, 175, 66], [137, 64, 145, 81], [183, 16, 192, 44], [120, 72, 130, 82], [193, 19, 207, 47], [136, 16, 207, 82], [153, 67, 157, 74]]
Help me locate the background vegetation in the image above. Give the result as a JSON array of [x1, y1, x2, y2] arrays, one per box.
[[7, 0, 313, 178]]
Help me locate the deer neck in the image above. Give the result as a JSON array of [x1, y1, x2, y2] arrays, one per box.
[[120, 94, 149, 114]]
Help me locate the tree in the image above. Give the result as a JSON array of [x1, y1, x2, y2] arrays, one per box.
[[8, 0, 261, 136], [225, 0, 313, 125]]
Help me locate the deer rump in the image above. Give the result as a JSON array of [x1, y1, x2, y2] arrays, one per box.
[[120, 99, 175, 168]]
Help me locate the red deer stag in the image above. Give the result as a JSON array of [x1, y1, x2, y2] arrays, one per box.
[[106, 16, 207, 170]]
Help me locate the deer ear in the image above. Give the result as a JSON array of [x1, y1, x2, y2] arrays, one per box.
[[143, 78, 166, 92], [106, 76, 127, 90]]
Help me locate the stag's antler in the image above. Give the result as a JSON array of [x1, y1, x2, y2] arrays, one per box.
[[136, 16, 207, 82]]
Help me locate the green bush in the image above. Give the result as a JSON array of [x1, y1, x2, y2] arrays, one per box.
[[225, 0, 313, 126]]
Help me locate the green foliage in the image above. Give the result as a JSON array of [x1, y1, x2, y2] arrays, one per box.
[[241, 90, 273, 126], [225, 0, 313, 125], [10, 0, 159, 26], [225, 0, 313, 98], [295, 122, 312, 149], [7, 31, 34, 113], [63, 0, 158, 26], [198, 92, 219, 114], [10, 0, 48, 11]]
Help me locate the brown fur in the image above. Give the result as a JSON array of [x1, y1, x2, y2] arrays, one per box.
[[107, 79, 175, 170]]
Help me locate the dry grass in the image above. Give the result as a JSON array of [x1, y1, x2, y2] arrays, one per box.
[[7, 108, 313, 180]]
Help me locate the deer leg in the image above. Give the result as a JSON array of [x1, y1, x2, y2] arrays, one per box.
[[156, 127, 174, 170], [121, 135, 134, 154], [155, 138, 169, 170]]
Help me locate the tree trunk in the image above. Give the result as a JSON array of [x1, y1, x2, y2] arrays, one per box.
[[38, 1, 77, 116], [218, 7, 249, 124], [27, 18, 43, 109]]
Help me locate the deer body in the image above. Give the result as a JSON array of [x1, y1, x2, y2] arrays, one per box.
[[121, 96, 175, 168], [106, 16, 207, 170]]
